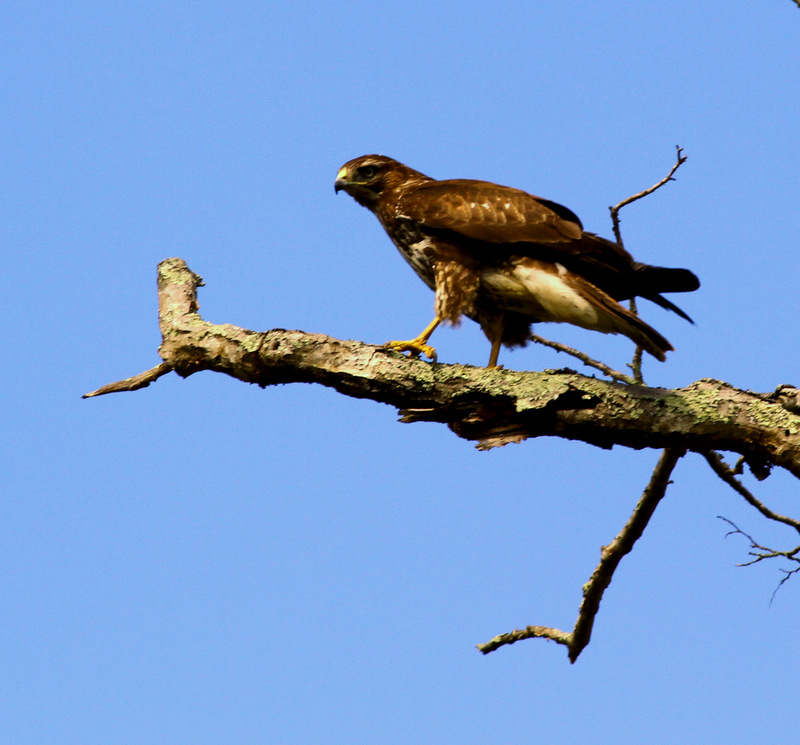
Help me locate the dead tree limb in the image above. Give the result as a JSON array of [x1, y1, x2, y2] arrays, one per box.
[[706, 450, 800, 599], [86, 258, 800, 480], [83, 362, 172, 398], [82, 257, 800, 661], [705, 452, 800, 533], [477, 447, 685, 662]]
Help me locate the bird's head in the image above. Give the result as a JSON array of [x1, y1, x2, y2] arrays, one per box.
[[335, 155, 428, 209]]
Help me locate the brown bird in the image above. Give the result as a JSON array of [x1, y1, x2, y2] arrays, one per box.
[[335, 155, 699, 367]]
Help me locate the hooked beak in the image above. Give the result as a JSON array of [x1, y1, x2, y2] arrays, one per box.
[[334, 166, 349, 194]]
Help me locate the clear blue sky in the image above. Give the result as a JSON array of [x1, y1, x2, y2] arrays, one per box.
[[3, 1, 799, 743]]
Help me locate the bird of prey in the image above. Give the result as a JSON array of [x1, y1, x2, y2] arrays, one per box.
[[335, 154, 699, 367]]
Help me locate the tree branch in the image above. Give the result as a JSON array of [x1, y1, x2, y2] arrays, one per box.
[[83, 362, 173, 398], [718, 517, 800, 604], [704, 451, 800, 534], [570, 447, 684, 659], [609, 146, 687, 244], [84, 258, 800, 661], [477, 448, 685, 662], [528, 333, 637, 384], [84, 258, 800, 481], [608, 149, 687, 385]]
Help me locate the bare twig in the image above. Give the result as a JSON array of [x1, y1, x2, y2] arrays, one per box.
[[609, 146, 687, 243], [82, 362, 173, 398], [708, 449, 800, 602], [528, 333, 636, 385], [718, 516, 800, 604], [626, 298, 644, 384], [474, 625, 572, 654], [704, 451, 800, 534], [608, 148, 687, 383], [478, 448, 685, 662]]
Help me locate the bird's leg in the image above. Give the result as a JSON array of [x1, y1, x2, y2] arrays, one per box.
[[487, 337, 502, 368], [484, 315, 504, 368], [385, 317, 441, 362]]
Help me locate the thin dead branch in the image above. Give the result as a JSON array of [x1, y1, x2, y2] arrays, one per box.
[[528, 333, 636, 384], [707, 449, 800, 602], [718, 516, 800, 604], [704, 451, 800, 534], [609, 146, 687, 244], [625, 298, 645, 384], [478, 448, 685, 662], [608, 149, 687, 384], [82, 362, 173, 398]]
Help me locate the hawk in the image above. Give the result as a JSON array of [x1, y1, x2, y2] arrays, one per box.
[[335, 155, 699, 367]]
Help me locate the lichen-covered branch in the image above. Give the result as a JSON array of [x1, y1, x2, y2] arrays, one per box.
[[84, 258, 800, 481]]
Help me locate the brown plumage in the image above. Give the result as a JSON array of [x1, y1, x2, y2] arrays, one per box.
[[335, 154, 699, 367]]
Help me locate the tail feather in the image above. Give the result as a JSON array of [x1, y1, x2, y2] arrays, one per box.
[[631, 263, 699, 325], [572, 235, 700, 319], [578, 278, 674, 362], [633, 263, 700, 294], [642, 293, 695, 324], [613, 307, 673, 362]]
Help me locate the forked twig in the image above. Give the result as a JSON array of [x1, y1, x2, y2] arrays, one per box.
[[608, 147, 687, 383], [609, 146, 687, 244], [706, 450, 800, 602], [477, 447, 685, 662], [718, 516, 800, 604]]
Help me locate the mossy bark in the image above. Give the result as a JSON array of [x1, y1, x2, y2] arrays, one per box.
[[150, 258, 800, 479]]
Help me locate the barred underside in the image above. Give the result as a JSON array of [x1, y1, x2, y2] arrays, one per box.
[[433, 260, 480, 325]]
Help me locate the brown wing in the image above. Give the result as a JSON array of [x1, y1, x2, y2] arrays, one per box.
[[396, 179, 638, 281], [393, 175, 699, 317], [396, 179, 584, 243]]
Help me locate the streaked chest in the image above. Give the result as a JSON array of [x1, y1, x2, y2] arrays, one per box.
[[383, 218, 437, 289]]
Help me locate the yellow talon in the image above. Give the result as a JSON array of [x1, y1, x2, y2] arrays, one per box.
[[383, 317, 441, 362], [385, 338, 438, 362]]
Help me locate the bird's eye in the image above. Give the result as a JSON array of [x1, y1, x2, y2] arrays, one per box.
[[359, 165, 378, 179]]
